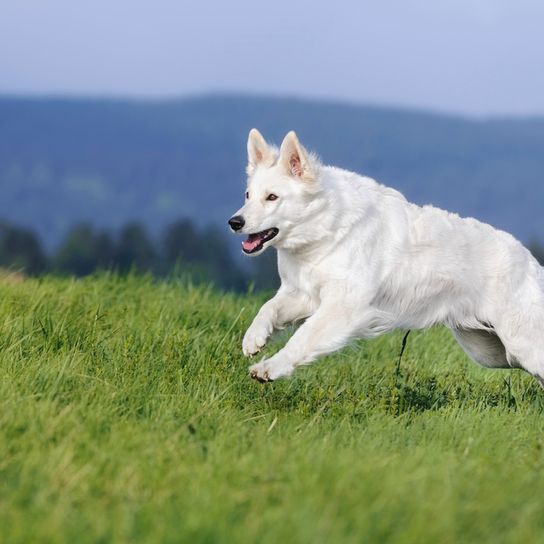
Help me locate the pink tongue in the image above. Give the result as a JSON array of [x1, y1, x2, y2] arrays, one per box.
[[242, 236, 261, 252]]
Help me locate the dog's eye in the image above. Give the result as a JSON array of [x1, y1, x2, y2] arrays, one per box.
[[245, 191, 249, 199], [266, 194, 278, 201]]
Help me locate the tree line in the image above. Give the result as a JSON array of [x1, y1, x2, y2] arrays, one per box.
[[0, 219, 280, 291], [529, 241, 544, 267], [1, 218, 543, 291]]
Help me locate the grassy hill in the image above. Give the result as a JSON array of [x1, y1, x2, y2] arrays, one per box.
[[1, 273, 543, 543], [1, 95, 544, 249]]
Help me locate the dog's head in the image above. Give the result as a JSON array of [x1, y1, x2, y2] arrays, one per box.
[[229, 129, 322, 256]]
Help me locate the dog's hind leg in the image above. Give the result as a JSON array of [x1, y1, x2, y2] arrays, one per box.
[[497, 334, 544, 386], [451, 327, 512, 369], [450, 325, 544, 387], [489, 311, 544, 386]]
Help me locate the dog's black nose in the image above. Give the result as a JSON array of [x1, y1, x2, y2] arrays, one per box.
[[228, 215, 245, 231]]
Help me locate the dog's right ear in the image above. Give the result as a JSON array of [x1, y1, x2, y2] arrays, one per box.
[[247, 128, 274, 176]]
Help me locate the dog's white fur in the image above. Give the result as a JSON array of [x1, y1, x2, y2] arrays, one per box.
[[230, 128, 544, 385]]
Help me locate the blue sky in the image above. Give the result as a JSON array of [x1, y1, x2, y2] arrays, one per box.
[[1, 0, 543, 116]]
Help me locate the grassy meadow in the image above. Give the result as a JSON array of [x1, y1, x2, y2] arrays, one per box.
[[0, 273, 543, 543]]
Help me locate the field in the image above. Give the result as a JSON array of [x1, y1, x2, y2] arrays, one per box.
[[1, 273, 543, 544]]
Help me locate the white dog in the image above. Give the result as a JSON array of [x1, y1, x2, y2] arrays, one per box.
[[229, 128, 544, 386]]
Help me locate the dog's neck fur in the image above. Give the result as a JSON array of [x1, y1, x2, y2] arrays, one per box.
[[278, 165, 394, 262]]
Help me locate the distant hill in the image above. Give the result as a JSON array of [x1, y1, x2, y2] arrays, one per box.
[[0, 94, 543, 249]]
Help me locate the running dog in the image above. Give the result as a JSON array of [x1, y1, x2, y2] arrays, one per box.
[[229, 128, 544, 385]]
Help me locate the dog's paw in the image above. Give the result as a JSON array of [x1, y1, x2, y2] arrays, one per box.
[[242, 325, 270, 357], [249, 359, 294, 383]]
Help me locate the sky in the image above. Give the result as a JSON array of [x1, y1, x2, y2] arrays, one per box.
[[1, 0, 543, 117]]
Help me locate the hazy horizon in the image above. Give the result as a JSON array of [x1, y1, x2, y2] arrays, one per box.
[[3, 91, 544, 122]]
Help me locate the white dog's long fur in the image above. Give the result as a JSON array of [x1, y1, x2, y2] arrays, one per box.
[[230, 129, 544, 385]]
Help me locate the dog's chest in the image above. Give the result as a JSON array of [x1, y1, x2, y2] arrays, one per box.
[[278, 253, 328, 302]]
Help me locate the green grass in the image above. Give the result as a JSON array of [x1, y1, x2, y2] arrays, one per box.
[[1, 274, 543, 544]]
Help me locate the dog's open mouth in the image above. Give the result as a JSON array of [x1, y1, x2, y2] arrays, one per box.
[[242, 228, 279, 254]]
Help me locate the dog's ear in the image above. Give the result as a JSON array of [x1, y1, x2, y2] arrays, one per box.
[[279, 131, 315, 181], [247, 128, 274, 175]]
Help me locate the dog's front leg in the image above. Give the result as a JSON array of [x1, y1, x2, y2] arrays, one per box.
[[249, 301, 365, 382], [242, 288, 312, 357]]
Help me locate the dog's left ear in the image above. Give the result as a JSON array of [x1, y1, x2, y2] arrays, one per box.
[[279, 131, 315, 182]]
